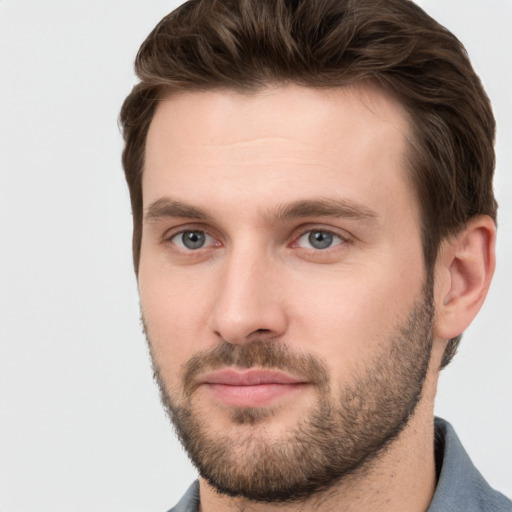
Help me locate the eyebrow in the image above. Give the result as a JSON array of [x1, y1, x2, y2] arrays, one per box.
[[145, 198, 212, 222], [270, 198, 378, 223], [144, 197, 378, 224]]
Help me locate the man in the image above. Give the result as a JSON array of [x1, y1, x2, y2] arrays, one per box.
[[119, 0, 511, 510]]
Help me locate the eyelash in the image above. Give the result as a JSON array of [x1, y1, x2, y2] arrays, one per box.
[[293, 229, 347, 251], [164, 224, 219, 251], [163, 225, 351, 253]]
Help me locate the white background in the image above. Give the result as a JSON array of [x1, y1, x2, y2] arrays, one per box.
[[0, 1, 510, 510]]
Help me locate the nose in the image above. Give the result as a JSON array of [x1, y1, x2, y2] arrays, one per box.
[[209, 246, 288, 345]]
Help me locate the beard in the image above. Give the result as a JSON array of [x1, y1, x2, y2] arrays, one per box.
[[145, 285, 434, 503]]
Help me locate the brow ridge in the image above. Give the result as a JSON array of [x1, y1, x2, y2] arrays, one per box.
[[145, 198, 211, 222], [269, 198, 378, 223], [144, 196, 378, 224]]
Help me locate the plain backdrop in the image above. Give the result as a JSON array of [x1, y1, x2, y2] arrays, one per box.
[[0, 1, 511, 511]]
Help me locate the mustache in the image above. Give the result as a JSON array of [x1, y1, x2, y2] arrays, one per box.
[[181, 341, 330, 397]]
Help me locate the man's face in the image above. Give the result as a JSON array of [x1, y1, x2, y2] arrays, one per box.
[[139, 84, 433, 500]]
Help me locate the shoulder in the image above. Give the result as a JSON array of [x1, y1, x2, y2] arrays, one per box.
[[167, 481, 200, 512], [428, 418, 511, 512]]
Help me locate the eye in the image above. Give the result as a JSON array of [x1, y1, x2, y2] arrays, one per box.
[[297, 230, 344, 250], [171, 230, 214, 250]]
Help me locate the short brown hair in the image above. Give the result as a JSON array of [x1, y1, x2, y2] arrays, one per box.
[[120, 0, 497, 367]]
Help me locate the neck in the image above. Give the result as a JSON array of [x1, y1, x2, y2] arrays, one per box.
[[199, 400, 438, 512]]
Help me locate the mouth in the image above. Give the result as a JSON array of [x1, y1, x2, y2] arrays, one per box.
[[199, 369, 310, 408]]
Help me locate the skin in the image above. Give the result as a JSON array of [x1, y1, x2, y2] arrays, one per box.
[[138, 83, 495, 511]]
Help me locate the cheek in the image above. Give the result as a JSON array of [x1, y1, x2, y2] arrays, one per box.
[[287, 257, 425, 367], [138, 262, 213, 379]]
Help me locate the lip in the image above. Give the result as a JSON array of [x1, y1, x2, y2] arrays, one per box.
[[202, 369, 306, 386], [200, 369, 309, 407]]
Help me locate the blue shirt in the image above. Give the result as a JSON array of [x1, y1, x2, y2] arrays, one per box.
[[168, 418, 511, 511]]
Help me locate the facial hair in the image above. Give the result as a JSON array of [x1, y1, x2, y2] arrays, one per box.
[[145, 286, 434, 503]]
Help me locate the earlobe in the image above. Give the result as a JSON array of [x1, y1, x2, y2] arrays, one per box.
[[433, 215, 496, 340]]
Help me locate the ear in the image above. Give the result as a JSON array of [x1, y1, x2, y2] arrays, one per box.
[[433, 215, 496, 340]]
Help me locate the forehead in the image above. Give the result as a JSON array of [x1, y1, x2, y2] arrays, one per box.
[[143, 83, 416, 223], [146, 82, 411, 153]]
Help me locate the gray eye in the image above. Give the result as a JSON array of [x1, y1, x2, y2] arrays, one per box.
[[297, 230, 343, 250], [179, 231, 206, 250], [308, 231, 333, 249]]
